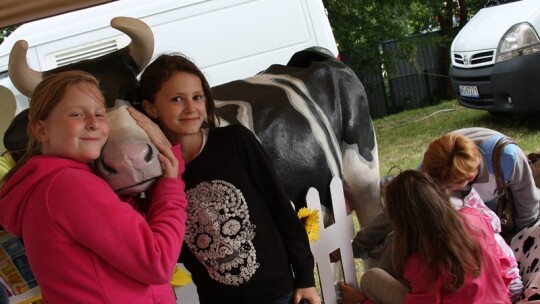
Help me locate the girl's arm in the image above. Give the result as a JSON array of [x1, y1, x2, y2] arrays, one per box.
[[47, 169, 187, 284], [294, 287, 321, 304], [337, 282, 370, 304]]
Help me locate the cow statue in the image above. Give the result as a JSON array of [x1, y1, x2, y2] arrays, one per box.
[[4, 17, 163, 197], [211, 47, 381, 226], [4, 17, 381, 231], [4, 16, 154, 154]]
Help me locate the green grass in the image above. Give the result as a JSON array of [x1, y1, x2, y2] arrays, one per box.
[[373, 100, 540, 176]]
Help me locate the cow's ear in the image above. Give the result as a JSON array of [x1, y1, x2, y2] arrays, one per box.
[[142, 100, 158, 119], [32, 120, 49, 143]]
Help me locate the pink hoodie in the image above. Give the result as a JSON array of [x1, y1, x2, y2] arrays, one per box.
[[0, 155, 187, 303], [403, 207, 513, 304]]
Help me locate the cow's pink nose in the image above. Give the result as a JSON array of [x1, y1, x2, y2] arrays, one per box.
[[99, 142, 154, 174]]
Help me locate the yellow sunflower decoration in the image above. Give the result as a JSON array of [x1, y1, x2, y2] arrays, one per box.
[[297, 207, 320, 243], [170, 265, 192, 287]]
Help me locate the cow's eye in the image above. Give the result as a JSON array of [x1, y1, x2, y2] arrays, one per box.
[[99, 157, 118, 174], [144, 144, 154, 163]]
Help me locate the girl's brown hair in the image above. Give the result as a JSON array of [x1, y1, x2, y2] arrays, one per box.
[[1, 70, 102, 186], [422, 133, 480, 186], [385, 170, 482, 290], [138, 53, 220, 128]]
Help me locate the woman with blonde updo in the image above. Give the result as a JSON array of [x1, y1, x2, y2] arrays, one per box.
[[423, 128, 539, 232], [422, 132, 480, 191]]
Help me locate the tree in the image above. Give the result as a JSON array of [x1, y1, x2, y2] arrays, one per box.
[[0, 26, 16, 45], [403, 0, 486, 97], [323, 0, 486, 99], [322, 0, 412, 74]]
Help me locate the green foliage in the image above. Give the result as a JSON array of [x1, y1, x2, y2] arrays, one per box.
[[0, 26, 16, 45], [323, 0, 488, 99], [323, 0, 412, 75]]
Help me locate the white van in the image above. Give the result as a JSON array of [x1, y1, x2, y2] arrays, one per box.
[[0, 0, 338, 153], [449, 0, 540, 114]]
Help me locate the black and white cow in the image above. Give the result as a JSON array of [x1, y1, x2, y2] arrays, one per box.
[[4, 16, 153, 153], [511, 221, 540, 302], [4, 18, 381, 229], [212, 48, 380, 226], [4, 17, 162, 196]]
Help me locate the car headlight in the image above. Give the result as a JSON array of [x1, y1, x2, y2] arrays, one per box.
[[496, 22, 540, 63]]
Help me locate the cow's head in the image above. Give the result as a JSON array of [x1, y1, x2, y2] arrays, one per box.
[[5, 17, 160, 197], [4, 16, 154, 155], [9, 16, 154, 107], [94, 100, 163, 197]]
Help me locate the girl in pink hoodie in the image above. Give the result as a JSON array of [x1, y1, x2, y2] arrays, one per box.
[[0, 70, 187, 303]]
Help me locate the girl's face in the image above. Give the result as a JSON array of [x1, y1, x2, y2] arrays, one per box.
[[447, 179, 471, 192], [144, 71, 207, 140], [34, 83, 109, 163], [446, 168, 478, 192]]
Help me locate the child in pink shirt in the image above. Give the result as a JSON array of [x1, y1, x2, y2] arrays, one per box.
[[347, 170, 514, 304]]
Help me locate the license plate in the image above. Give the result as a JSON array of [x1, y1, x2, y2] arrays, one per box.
[[459, 85, 479, 98]]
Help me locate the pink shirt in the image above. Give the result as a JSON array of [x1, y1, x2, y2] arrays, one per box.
[[0, 156, 188, 303], [403, 207, 513, 304]]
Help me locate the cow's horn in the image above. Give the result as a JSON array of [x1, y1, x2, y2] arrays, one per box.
[[111, 17, 154, 71], [8, 40, 43, 98]]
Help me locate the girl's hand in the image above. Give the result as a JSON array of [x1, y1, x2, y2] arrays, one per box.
[[153, 138, 179, 179], [338, 282, 367, 304], [294, 287, 321, 304], [127, 107, 171, 148], [127, 107, 179, 178]]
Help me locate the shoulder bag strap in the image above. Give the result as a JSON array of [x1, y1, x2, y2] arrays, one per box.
[[493, 137, 516, 199]]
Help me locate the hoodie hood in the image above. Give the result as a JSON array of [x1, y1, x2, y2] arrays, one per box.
[[0, 156, 91, 236]]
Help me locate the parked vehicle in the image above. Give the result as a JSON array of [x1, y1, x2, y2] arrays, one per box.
[[449, 0, 540, 114], [0, 0, 338, 153]]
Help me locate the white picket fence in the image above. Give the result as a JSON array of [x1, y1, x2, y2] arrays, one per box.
[[306, 177, 359, 303]]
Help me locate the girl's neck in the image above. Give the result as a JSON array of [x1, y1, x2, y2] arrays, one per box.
[[174, 129, 204, 163]]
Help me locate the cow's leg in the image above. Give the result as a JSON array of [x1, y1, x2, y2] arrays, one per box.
[[341, 142, 381, 228], [340, 141, 382, 276]]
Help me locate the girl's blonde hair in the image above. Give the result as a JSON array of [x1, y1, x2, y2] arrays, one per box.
[[1, 70, 103, 186], [385, 170, 482, 290], [422, 133, 480, 186]]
